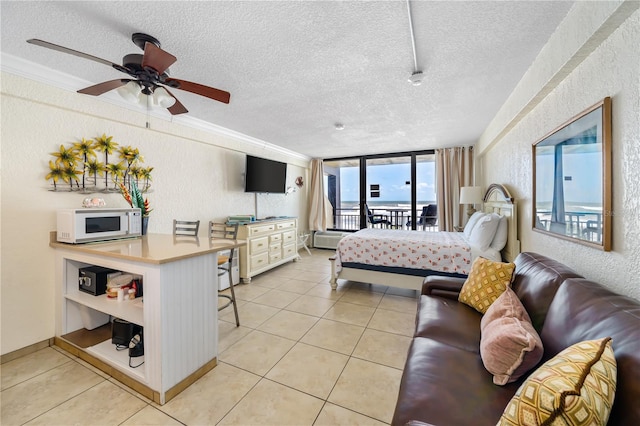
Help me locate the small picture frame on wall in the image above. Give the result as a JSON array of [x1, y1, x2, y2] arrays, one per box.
[[532, 97, 612, 251]]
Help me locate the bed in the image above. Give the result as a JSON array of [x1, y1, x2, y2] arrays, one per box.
[[328, 184, 520, 290]]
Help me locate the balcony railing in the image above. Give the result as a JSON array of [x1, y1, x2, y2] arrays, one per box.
[[330, 207, 437, 232]]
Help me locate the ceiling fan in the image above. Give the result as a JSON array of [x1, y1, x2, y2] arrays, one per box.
[[27, 33, 230, 115]]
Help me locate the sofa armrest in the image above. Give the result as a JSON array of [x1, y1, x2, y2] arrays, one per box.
[[421, 276, 466, 299]]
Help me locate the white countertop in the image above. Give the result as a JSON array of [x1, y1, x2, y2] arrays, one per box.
[[50, 232, 245, 265]]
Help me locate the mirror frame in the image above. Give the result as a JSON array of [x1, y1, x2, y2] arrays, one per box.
[[532, 97, 612, 251]]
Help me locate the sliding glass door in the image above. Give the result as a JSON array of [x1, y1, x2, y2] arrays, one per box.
[[365, 156, 412, 229], [324, 151, 435, 231], [324, 158, 361, 230]]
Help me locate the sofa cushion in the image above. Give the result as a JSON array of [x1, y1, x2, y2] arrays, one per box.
[[392, 337, 520, 426], [480, 288, 543, 385], [459, 257, 515, 314], [415, 294, 482, 353], [498, 337, 616, 426], [511, 252, 583, 332], [540, 278, 640, 424]]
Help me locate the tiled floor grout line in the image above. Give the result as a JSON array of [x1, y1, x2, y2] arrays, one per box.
[[0, 358, 74, 393], [217, 279, 397, 425]]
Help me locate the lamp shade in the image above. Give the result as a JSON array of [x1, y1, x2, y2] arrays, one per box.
[[459, 186, 483, 205], [152, 87, 176, 108], [116, 81, 142, 104]]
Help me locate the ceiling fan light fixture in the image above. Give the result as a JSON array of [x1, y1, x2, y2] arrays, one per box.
[[408, 70, 423, 86], [153, 86, 176, 108], [117, 81, 142, 103]]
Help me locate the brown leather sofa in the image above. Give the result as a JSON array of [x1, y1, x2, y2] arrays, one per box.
[[392, 252, 640, 426]]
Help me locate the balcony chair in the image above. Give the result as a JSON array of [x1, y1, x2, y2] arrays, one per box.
[[209, 222, 240, 327], [365, 204, 390, 228], [407, 204, 438, 230]]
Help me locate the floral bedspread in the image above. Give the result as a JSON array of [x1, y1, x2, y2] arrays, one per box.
[[335, 229, 472, 275]]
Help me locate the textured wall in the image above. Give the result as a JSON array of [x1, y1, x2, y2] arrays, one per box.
[[0, 73, 309, 355], [481, 9, 640, 300]]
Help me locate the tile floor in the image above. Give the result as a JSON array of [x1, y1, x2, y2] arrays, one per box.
[[1, 249, 419, 425]]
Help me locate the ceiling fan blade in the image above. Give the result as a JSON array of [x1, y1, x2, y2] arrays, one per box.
[[78, 79, 130, 96], [165, 78, 231, 104], [164, 88, 189, 115], [27, 39, 121, 69], [141, 42, 176, 75]]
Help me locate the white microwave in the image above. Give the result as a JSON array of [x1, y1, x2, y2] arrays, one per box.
[[57, 208, 142, 244]]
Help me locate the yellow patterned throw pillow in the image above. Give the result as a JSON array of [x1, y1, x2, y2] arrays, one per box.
[[499, 337, 617, 426], [458, 257, 515, 314]]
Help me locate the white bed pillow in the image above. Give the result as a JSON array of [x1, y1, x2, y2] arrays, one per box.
[[490, 215, 508, 251], [468, 213, 501, 251], [463, 212, 486, 239]]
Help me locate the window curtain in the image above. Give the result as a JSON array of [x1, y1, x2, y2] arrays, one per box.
[[435, 146, 474, 231], [308, 159, 327, 231]]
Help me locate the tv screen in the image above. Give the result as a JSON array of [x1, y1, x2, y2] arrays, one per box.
[[244, 155, 287, 193]]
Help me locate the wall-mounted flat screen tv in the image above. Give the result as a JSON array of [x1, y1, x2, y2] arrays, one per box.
[[244, 155, 287, 193]]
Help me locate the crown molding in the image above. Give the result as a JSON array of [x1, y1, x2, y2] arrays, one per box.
[[0, 52, 310, 162]]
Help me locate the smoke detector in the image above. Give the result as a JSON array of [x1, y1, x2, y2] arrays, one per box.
[[408, 71, 423, 86]]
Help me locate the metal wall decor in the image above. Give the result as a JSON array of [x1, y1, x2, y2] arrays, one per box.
[[46, 133, 153, 193]]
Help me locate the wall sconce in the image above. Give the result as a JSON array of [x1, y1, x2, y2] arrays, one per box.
[[459, 186, 483, 218]]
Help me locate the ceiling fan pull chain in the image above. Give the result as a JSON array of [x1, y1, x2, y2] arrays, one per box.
[[146, 94, 151, 129]]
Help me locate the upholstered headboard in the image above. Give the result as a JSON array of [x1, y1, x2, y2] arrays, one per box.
[[482, 184, 521, 262]]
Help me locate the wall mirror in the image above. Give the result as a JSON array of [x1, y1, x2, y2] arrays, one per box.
[[532, 97, 612, 251]]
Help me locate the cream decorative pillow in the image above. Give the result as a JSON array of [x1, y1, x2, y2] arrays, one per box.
[[458, 257, 515, 314], [498, 337, 617, 426], [480, 287, 543, 385]]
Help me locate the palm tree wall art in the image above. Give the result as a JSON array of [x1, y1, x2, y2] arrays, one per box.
[[45, 133, 153, 193]]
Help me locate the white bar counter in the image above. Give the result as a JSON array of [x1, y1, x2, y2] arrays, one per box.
[[50, 233, 245, 404]]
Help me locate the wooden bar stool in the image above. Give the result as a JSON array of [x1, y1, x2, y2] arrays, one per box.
[[209, 222, 240, 327]]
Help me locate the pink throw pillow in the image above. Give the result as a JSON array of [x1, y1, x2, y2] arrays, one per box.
[[480, 287, 543, 385]]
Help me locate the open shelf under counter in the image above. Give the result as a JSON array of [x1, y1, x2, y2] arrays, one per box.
[[65, 291, 144, 326], [87, 339, 146, 383], [51, 233, 245, 404], [60, 325, 146, 383]]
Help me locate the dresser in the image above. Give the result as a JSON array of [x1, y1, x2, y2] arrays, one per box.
[[238, 218, 298, 283]]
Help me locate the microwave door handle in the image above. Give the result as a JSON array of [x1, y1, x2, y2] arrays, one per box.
[[126, 212, 132, 234]]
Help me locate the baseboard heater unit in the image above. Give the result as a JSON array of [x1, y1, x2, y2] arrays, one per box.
[[313, 231, 349, 250]]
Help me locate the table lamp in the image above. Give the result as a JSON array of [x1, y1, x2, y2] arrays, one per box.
[[459, 186, 483, 218]]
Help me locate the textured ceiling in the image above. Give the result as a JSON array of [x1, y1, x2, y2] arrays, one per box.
[[0, 1, 573, 159]]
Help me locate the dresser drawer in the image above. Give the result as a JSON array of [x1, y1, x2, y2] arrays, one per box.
[[250, 236, 269, 253], [249, 224, 276, 236], [269, 252, 282, 263], [282, 230, 296, 244], [251, 252, 269, 270], [283, 243, 297, 258], [276, 221, 296, 230], [269, 242, 282, 253], [269, 234, 282, 243]]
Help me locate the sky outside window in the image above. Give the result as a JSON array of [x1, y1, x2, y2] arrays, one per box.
[[339, 162, 436, 203]]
